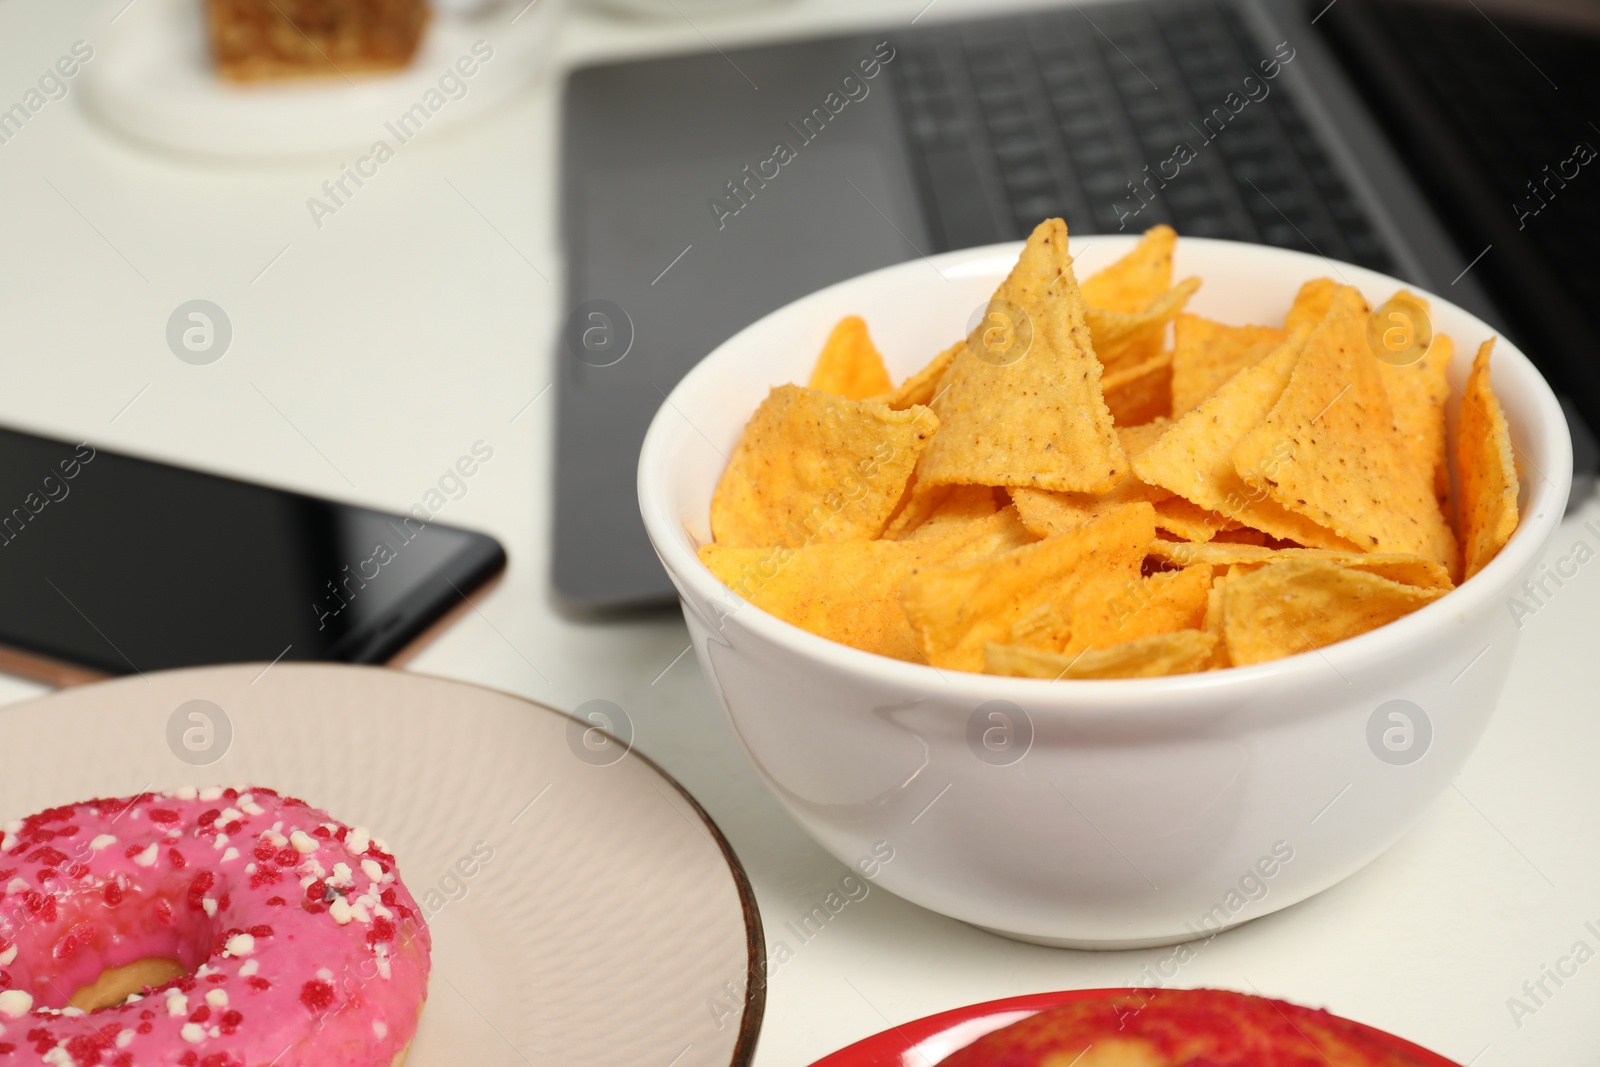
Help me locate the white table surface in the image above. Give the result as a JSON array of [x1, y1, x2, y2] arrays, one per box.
[[2, 0, 1597, 1063]]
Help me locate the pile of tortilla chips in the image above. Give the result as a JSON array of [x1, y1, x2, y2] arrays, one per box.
[[699, 219, 1522, 679]]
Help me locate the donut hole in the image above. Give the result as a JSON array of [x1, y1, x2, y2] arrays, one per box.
[[69, 958, 189, 1011], [9, 887, 219, 1012]]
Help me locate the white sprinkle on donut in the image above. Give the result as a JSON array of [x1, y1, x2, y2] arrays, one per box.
[[4, 879, 25, 894], [89, 834, 117, 852], [0, 990, 31, 1017], [206, 989, 229, 1008], [225, 933, 256, 957], [174, 786, 199, 800], [330, 863, 353, 887], [373, 1020, 388, 1038], [290, 830, 318, 854], [203, 898, 217, 917], [329, 898, 353, 925], [239, 959, 259, 977], [218, 807, 243, 825], [133, 843, 159, 868], [200, 786, 224, 802], [347, 827, 371, 855], [222, 847, 240, 863], [242, 800, 266, 816], [181, 1022, 206, 1044], [0, 944, 16, 965], [116, 1030, 134, 1048], [361, 859, 384, 882], [166, 991, 188, 1016]]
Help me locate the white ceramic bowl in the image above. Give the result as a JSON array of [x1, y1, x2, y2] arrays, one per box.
[[637, 237, 1572, 948]]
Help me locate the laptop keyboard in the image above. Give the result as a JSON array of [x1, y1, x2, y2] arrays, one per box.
[[890, 0, 1397, 273]]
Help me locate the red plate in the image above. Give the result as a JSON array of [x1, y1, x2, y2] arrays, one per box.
[[807, 989, 1462, 1067]]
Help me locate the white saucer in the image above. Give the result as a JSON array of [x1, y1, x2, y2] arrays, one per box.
[[0, 663, 762, 1066], [79, 0, 564, 158]]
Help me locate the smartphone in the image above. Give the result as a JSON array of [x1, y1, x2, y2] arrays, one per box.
[[0, 426, 507, 685]]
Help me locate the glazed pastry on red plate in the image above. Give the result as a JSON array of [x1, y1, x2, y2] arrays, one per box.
[[937, 988, 1434, 1066], [0, 787, 429, 1067]]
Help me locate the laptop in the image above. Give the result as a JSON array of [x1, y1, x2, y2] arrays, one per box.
[[555, 0, 1600, 610]]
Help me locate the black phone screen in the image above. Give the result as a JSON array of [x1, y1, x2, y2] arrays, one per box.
[[0, 427, 506, 676]]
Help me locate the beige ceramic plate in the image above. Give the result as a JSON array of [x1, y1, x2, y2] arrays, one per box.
[[0, 663, 762, 1066]]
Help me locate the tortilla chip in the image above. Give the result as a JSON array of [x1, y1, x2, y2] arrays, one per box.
[[1081, 224, 1177, 314], [699, 541, 934, 662], [1456, 338, 1521, 579], [1375, 295, 1451, 506], [986, 630, 1216, 679], [808, 315, 894, 400], [871, 340, 962, 411], [900, 502, 1156, 672], [882, 480, 960, 540], [1150, 541, 1453, 590], [1133, 326, 1356, 550], [1232, 285, 1457, 568], [1170, 314, 1288, 414], [1065, 564, 1211, 654], [1284, 277, 1338, 333], [913, 219, 1127, 494], [897, 484, 1001, 541], [1087, 276, 1202, 375], [710, 385, 936, 547], [1118, 417, 1173, 457], [1103, 348, 1173, 426], [1222, 559, 1445, 666], [1007, 421, 1176, 538], [1009, 600, 1071, 651], [1154, 497, 1229, 543], [919, 505, 1039, 562], [1202, 579, 1231, 669]]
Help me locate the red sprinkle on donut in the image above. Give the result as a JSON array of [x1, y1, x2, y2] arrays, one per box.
[[299, 980, 335, 1012]]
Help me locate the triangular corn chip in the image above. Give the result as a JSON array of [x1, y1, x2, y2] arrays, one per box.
[[900, 502, 1155, 671], [1150, 541, 1453, 590], [808, 315, 893, 400], [1202, 578, 1231, 669], [1087, 276, 1201, 375], [1133, 326, 1356, 550], [1223, 559, 1445, 665], [1153, 497, 1229, 543], [1232, 285, 1457, 568], [1284, 277, 1337, 333], [913, 219, 1127, 494], [918, 505, 1040, 563], [986, 630, 1216, 679], [870, 340, 962, 411], [1008, 422, 1175, 538], [1065, 564, 1211, 654], [1171, 314, 1287, 414], [1081, 224, 1177, 314], [1103, 348, 1172, 426], [1376, 296, 1451, 508], [1456, 338, 1521, 579], [899, 485, 1001, 542], [700, 541, 933, 662], [710, 385, 936, 547]]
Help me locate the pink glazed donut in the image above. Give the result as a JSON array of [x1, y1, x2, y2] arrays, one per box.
[[0, 787, 430, 1067]]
